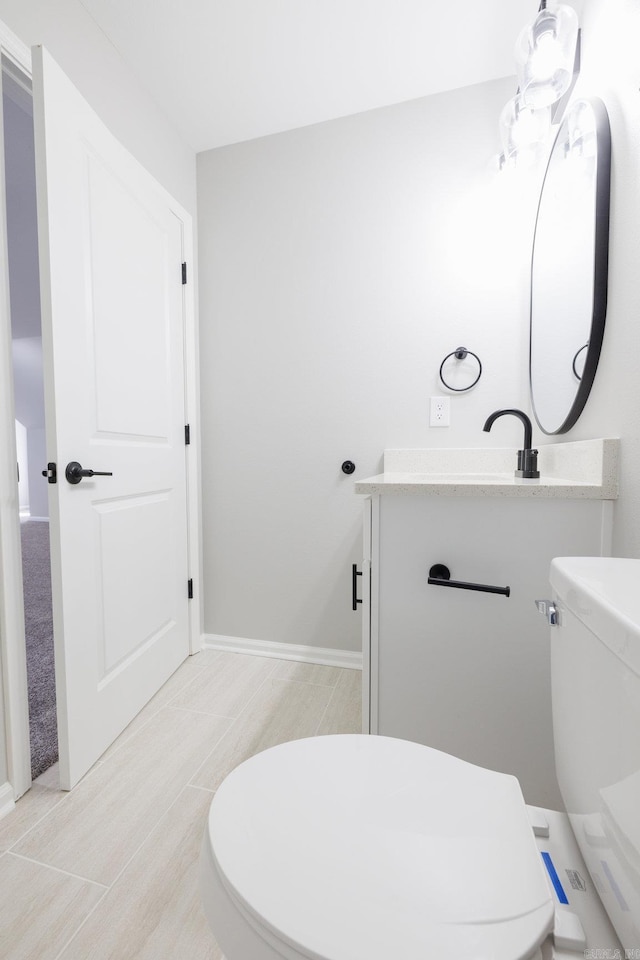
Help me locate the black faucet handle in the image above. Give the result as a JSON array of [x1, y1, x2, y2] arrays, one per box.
[[516, 448, 540, 479]]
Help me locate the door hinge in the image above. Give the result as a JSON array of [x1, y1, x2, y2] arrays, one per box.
[[184, 424, 191, 445], [188, 578, 194, 600], [181, 262, 187, 284], [41, 462, 57, 484]]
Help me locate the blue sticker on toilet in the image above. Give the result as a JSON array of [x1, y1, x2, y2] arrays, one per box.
[[541, 851, 569, 904]]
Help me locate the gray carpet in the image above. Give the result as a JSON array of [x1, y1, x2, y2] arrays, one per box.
[[20, 520, 58, 779]]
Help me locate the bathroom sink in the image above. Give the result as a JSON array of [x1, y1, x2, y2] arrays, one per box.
[[354, 441, 619, 500]]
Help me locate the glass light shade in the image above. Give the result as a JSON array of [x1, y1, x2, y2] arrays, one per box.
[[566, 99, 597, 158], [499, 96, 551, 166], [515, 3, 579, 108]]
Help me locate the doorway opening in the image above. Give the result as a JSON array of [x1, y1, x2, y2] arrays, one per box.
[[2, 54, 58, 782]]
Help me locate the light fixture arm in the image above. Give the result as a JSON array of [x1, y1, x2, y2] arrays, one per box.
[[550, 28, 581, 122]]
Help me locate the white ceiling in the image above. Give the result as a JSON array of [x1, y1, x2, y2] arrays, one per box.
[[78, 0, 538, 153]]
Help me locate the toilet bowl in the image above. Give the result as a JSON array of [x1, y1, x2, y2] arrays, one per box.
[[200, 557, 637, 958], [200, 734, 555, 960]]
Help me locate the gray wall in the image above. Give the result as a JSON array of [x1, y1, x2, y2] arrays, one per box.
[[197, 76, 533, 652], [198, 0, 640, 654], [2, 0, 637, 788], [2, 1, 634, 647], [0, 0, 196, 214]]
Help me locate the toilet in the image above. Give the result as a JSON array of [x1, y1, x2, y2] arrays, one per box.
[[200, 557, 640, 959]]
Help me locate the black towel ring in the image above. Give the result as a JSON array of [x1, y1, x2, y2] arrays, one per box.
[[572, 342, 589, 381], [439, 347, 482, 392]]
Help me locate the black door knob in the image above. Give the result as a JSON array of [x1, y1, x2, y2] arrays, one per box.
[[341, 460, 356, 475], [65, 461, 113, 485]]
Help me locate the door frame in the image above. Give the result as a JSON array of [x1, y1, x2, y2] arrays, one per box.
[[0, 23, 202, 800]]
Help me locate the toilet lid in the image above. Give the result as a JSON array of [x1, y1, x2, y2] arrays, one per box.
[[209, 735, 554, 960]]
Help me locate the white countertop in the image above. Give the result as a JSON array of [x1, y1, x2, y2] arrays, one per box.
[[355, 439, 619, 499]]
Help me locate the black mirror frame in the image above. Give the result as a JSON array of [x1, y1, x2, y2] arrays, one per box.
[[529, 96, 611, 435]]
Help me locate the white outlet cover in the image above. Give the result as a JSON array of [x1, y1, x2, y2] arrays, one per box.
[[430, 396, 450, 427]]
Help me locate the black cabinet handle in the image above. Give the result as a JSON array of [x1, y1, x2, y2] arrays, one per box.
[[428, 563, 510, 598], [352, 564, 363, 610]]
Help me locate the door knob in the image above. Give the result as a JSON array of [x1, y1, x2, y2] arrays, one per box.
[[65, 461, 113, 485]]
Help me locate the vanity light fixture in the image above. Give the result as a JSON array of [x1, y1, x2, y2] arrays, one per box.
[[498, 1, 580, 169], [499, 95, 551, 168], [515, 1, 579, 111]]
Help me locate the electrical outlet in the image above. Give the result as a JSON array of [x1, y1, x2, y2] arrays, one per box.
[[430, 396, 450, 427]]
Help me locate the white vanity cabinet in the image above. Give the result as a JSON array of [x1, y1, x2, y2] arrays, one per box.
[[360, 469, 615, 809]]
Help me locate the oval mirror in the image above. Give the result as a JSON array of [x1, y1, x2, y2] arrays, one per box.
[[529, 97, 611, 435]]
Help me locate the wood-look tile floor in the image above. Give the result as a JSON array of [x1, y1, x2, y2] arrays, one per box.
[[0, 650, 362, 960]]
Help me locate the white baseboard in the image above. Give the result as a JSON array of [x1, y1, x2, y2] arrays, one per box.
[[203, 634, 362, 670], [0, 781, 15, 821]]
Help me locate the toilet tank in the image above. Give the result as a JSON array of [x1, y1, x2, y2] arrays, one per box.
[[550, 557, 640, 950]]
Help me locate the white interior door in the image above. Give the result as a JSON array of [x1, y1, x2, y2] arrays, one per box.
[[32, 46, 191, 790]]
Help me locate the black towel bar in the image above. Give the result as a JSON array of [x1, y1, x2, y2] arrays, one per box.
[[428, 564, 510, 598]]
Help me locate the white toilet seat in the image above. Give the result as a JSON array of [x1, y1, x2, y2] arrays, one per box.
[[201, 735, 555, 960]]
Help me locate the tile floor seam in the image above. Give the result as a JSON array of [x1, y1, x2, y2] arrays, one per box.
[[170, 704, 237, 721], [11, 713, 231, 890], [46, 784, 219, 960], [187, 711, 245, 788], [167, 655, 279, 721], [50, 884, 112, 960], [269, 676, 340, 689], [88, 783, 199, 894], [268, 658, 341, 679], [219, 670, 277, 723], [201, 649, 279, 671], [187, 672, 341, 792], [4, 795, 69, 852], [1, 651, 362, 959], [7, 850, 111, 889], [44, 778, 205, 942], [223, 671, 319, 728], [98, 714, 158, 761], [186, 782, 215, 794], [99, 658, 221, 759], [83, 714, 236, 886], [160, 655, 224, 707], [212, 670, 335, 732], [183, 671, 309, 788]]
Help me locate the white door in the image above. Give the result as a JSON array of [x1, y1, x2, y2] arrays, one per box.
[[32, 47, 191, 790]]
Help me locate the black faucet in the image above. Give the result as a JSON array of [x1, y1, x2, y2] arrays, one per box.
[[482, 409, 540, 479]]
